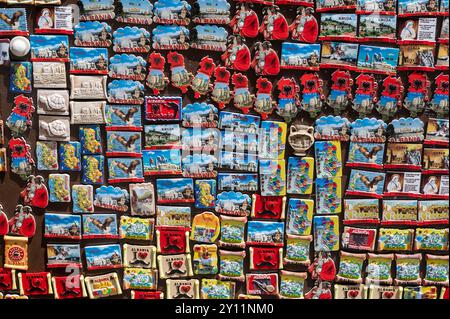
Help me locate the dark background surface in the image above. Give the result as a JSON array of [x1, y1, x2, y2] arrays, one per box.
[[0, 0, 448, 298]]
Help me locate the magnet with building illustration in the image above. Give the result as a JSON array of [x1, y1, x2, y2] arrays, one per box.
[[8, 137, 35, 180], [6, 95, 34, 137], [423, 148, 449, 174], [190, 56, 215, 98], [33, 62, 67, 89], [357, 45, 399, 75], [113, 27, 150, 53], [424, 254, 449, 286], [157, 205, 191, 228], [403, 73, 430, 116], [109, 54, 146, 82], [44, 213, 81, 240], [83, 214, 120, 239], [156, 178, 195, 204], [376, 76, 404, 120], [146, 52, 169, 95], [327, 70, 353, 114], [142, 149, 182, 176], [129, 182, 155, 217], [247, 221, 285, 247], [276, 77, 300, 123], [428, 73, 449, 118], [218, 250, 245, 282], [314, 116, 350, 142], [352, 74, 378, 116], [190, 211, 220, 243], [231, 73, 254, 113], [84, 244, 122, 271], [191, 25, 228, 51], [211, 66, 232, 109], [35, 6, 73, 35], [70, 75, 107, 100], [167, 51, 193, 93], [78, 0, 115, 21], [94, 185, 129, 213], [30, 35, 69, 62], [344, 199, 379, 225], [182, 102, 217, 128], [299, 73, 324, 117], [74, 21, 112, 47], [215, 191, 251, 217], [116, 0, 153, 25], [72, 184, 94, 213], [9, 62, 32, 94], [108, 80, 145, 105], [342, 226, 377, 251], [221, 35, 251, 71], [152, 25, 190, 50], [144, 123, 179, 147], [152, 0, 191, 25], [218, 215, 246, 249], [350, 118, 386, 144]]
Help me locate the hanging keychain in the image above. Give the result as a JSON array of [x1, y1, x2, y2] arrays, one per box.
[[403, 73, 430, 117], [146, 52, 169, 95], [376, 75, 404, 120], [211, 66, 232, 109], [352, 73, 378, 117], [327, 70, 353, 115], [299, 73, 324, 118]]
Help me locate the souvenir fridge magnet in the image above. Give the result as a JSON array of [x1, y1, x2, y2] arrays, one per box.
[[251, 195, 285, 219], [378, 228, 414, 251], [106, 131, 142, 157], [284, 234, 312, 265], [280, 43, 320, 71], [9, 36, 30, 59], [251, 42, 280, 77], [156, 178, 194, 204], [347, 142, 385, 169], [85, 244, 122, 271], [398, 17, 437, 45], [0, 205, 7, 236], [6, 95, 34, 137], [191, 212, 220, 243], [52, 275, 87, 299], [8, 137, 34, 179], [30, 35, 69, 62], [253, 78, 276, 119], [183, 128, 219, 153], [158, 254, 193, 279], [166, 279, 199, 299], [319, 13, 357, 41], [156, 226, 190, 254], [39, 116, 70, 142], [221, 35, 251, 71], [74, 21, 112, 47], [327, 70, 353, 114], [218, 250, 245, 282], [367, 285, 403, 299], [375, 76, 404, 119], [287, 124, 314, 157], [385, 143, 423, 170], [201, 279, 235, 299], [211, 66, 232, 109], [70, 101, 106, 125], [108, 158, 144, 183], [342, 226, 377, 251], [333, 284, 366, 299], [315, 177, 342, 214], [394, 253, 422, 285], [418, 199, 449, 226], [9, 62, 32, 94], [398, 0, 440, 17], [217, 173, 258, 192], [44, 213, 81, 240], [192, 0, 230, 24], [190, 56, 215, 98], [218, 111, 260, 134], [421, 174, 449, 199], [0, 39, 9, 65], [0, 268, 17, 291], [157, 205, 191, 228], [384, 171, 421, 197], [72, 184, 94, 213], [70, 47, 108, 75], [230, 3, 259, 38], [218, 215, 246, 249], [286, 157, 313, 195], [315, 140, 343, 178], [18, 272, 53, 296], [259, 160, 286, 196], [194, 180, 216, 209], [145, 96, 181, 122], [8, 205, 36, 237], [3, 236, 28, 270], [129, 183, 155, 217], [152, 25, 190, 50], [259, 5, 288, 40], [120, 215, 154, 240], [289, 7, 318, 43], [59, 141, 81, 171], [246, 273, 279, 296], [247, 221, 284, 247], [108, 80, 144, 105], [357, 45, 399, 75], [358, 14, 397, 43], [415, 228, 449, 251], [109, 54, 146, 82], [84, 273, 122, 299], [350, 118, 386, 144], [106, 105, 142, 131], [46, 244, 81, 269], [424, 254, 449, 286], [192, 244, 218, 275], [381, 199, 418, 225], [313, 215, 340, 251], [37, 89, 69, 115], [300, 73, 324, 117], [152, 0, 191, 25], [285, 198, 313, 236], [249, 247, 283, 270], [78, 0, 115, 21], [82, 214, 119, 239], [403, 73, 430, 116], [314, 116, 350, 142], [20, 175, 49, 209], [279, 271, 308, 299], [336, 252, 366, 284], [259, 121, 287, 158], [276, 77, 300, 123], [403, 286, 439, 299], [352, 74, 378, 116], [231, 73, 254, 113], [191, 25, 228, 52], [215, 191, 251, 216], [123, 268, 158, 290], [142, 149, 182, 176], [81, 155, 104, 185], [346, 169, 385, 198], [33, 62, 67, 88], [113, 27, 151, 54], [0, 7, 28, 36], [116, 0, 153, 25], [35, 6, 73, 35], [398, 44, 435, 71], [320, 41, 359, 71], [0, 148, 6, 173], [181, 102, 217, 128], [146, 52, 169, 95], [167, 51, 193, 93], [428, 73, 449, 118], [387, 118, 424, 143], [123, 244, 157, 269], [425, 118, 449, 146], [70, 75, 107, 100]]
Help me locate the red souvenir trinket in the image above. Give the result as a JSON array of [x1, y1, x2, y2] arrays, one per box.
[[260, 5, 289, 40], [251, 41, 280, 76], [146, 52, 169, 95], [191, 56, 215, 98], [221, 35, 251, 71]]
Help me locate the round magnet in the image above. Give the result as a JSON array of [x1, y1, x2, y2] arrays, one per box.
[[9, 36, 30, 57]]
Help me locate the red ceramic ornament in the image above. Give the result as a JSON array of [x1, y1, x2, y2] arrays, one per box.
[[299, 73, 325, 117], [252, 194, 285, 219], [131, 290, 164, 299], [232, 73, 254, 113], [260, 5, 289, 40], [276, 77, 300, 122], [253, 78, 276, 119], [221, 35, 251, 71], [250, 247, 282, 270], [352, 73, 379, 116], [19, 272, 52, 296], [157, 227, 190, 255], [53, 275, 86, 299], [0, 268, 16, 291], [211, 66, 233, 109], [146, 52, 169, 95], [404, 73, 430, 116], [20, 175, 49, 209], [429, 73, 449, 118], [190, 56, 215, 99], [304, 281, 333, 299], [230, 3, 259, 38], [8, 204, 36, 238], [289, 7, 319, 43], [167, 51, 193, 93], [251, 41, 280, 76], [328, 70, 353, 114]]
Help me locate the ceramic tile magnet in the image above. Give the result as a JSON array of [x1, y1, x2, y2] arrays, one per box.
[[38, 116, 70, 141], [0, 7, 28, 36], [82, 213, 119, 239], [246, 273, 279, 296], [18, 272, 53, 297], [70, 101, 107, 124], [158, 254, 193, 279], [0, 268, 17, 291], [48, 174, 70, 203], [70, 75, 107, 100], [211, 66, 232, 109], [218, 250, 245, 282], [3, 235, 28, 270], [167, 51, 193, 93], [146, 52, 169, 95], [33, 62, 67, 88], [52, 275, 87, 300], [79, 125, 102, 155], [6, 95, 34, 137], [123, 244, 157, 269], [251, 195, 285, 219], [116, 0, 153, 25], [37, 89, 69, 115], [120, 216, 154, 241], [59, 141, 81, 171], [129, 182, 155, 217], [156, 226, 190, 254], [352, 74, 378, 117], [336, 251, 366, 284], [9, 62, 32, 93], [231, 73, 254, 113], [123, 268, 158, 290], [249, 247, 283, 271], [284, 234, 312, 266], [221, 35, 251, 71], [35, 6, 73, 35], [192, 244, 218, 275], [166, 279, 199, 299], [84, 273, 122, 299], [218, 215, 246, 249], [72, 184, 94, 213], [230, 3, 259, 38], [191, 56, 215, 99]]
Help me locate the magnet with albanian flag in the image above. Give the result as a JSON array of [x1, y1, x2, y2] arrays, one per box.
[[230, 3, 259, 38], [251, 195, 286, 220], [276, 77, 300, 123], [6, 95, 34, 137], [376, 75, 404, 120], [221, 35, 251, 72], [253, 78, 276, 119], [211, 66, 232, 109], [289, 7, 318, 43], [327, 70, 353, 115], [167, 51, 193, 93], [404, 73, 430, 117], [300, 73, 324, 118], [251, 41, 280, 76], [352, 73, 378, 117], [260, 5, 289, 41], [191, 56, 215, 99], [429, 73, 449, 118], [146, 52, 169, 95], [8, 137, 35, 180], [20, 175, 49, 209], [232, 73, 254, 113]]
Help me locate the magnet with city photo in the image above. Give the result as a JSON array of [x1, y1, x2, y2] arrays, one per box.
[[123, 268, 158, 290], [156, 178, 195, 204], [94, 185, 129, 212], [84, 244, 122, 271], [215, 191, 251, 217], [30, 35, 69, 62], [156, 205, 191, 228], [320, 41, 359, 71], [167, 51, 193, 92], [182, 102, 218, 128], [113, 26, 150, 53], [350, 118, 386, 143], [116, 0, 153, 25], [352, 74, 378, 116], [44, 213, 81, 240], [70, 47, 108, 75], [46, 243, 82, 269], [192, 0, 230, 24], [108, 80, 145, 105], [74, 21, 112, 47], [78, 0, 115, 21], [152, 25, 190, 50], [191, 25, 228, 52], [142, 149, 182, 176], [299, 72, 324, 117]]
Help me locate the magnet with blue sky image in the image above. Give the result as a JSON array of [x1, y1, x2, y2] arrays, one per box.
[[70, 47, 108, 74], [144, 124, 181, 149], [152, 0, 191, 25], [30, 35, 69, 62], [357, 45, 399, 74], [113, 26, 151, 53], [107, 80, 145, 105], [0, 7, 28, 36], [156, 178, 195, 203], [106, 131, 142, 157], [116, 0, 154, 25], [182, 128, 219, 152], [79, 0, 115, 21], [44, 213, 81, 239], [192, 0, 231, 24], [109, 54, 146, 81], [246, 221, 285, 247], [280, 42, 320, 70], [152, 25, 190, 50], [143, 149, 182, 176], [94, 185, 129, 212], [182, 102, 218, 128], [82, 213, 119, 239], [105, 104, 142, 131], [182, 153, 218, 178], [74, 21, 112, 47], [108, 157, 144, 183], [84, 244, 122, 271], [215, 191, 251, 216]]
